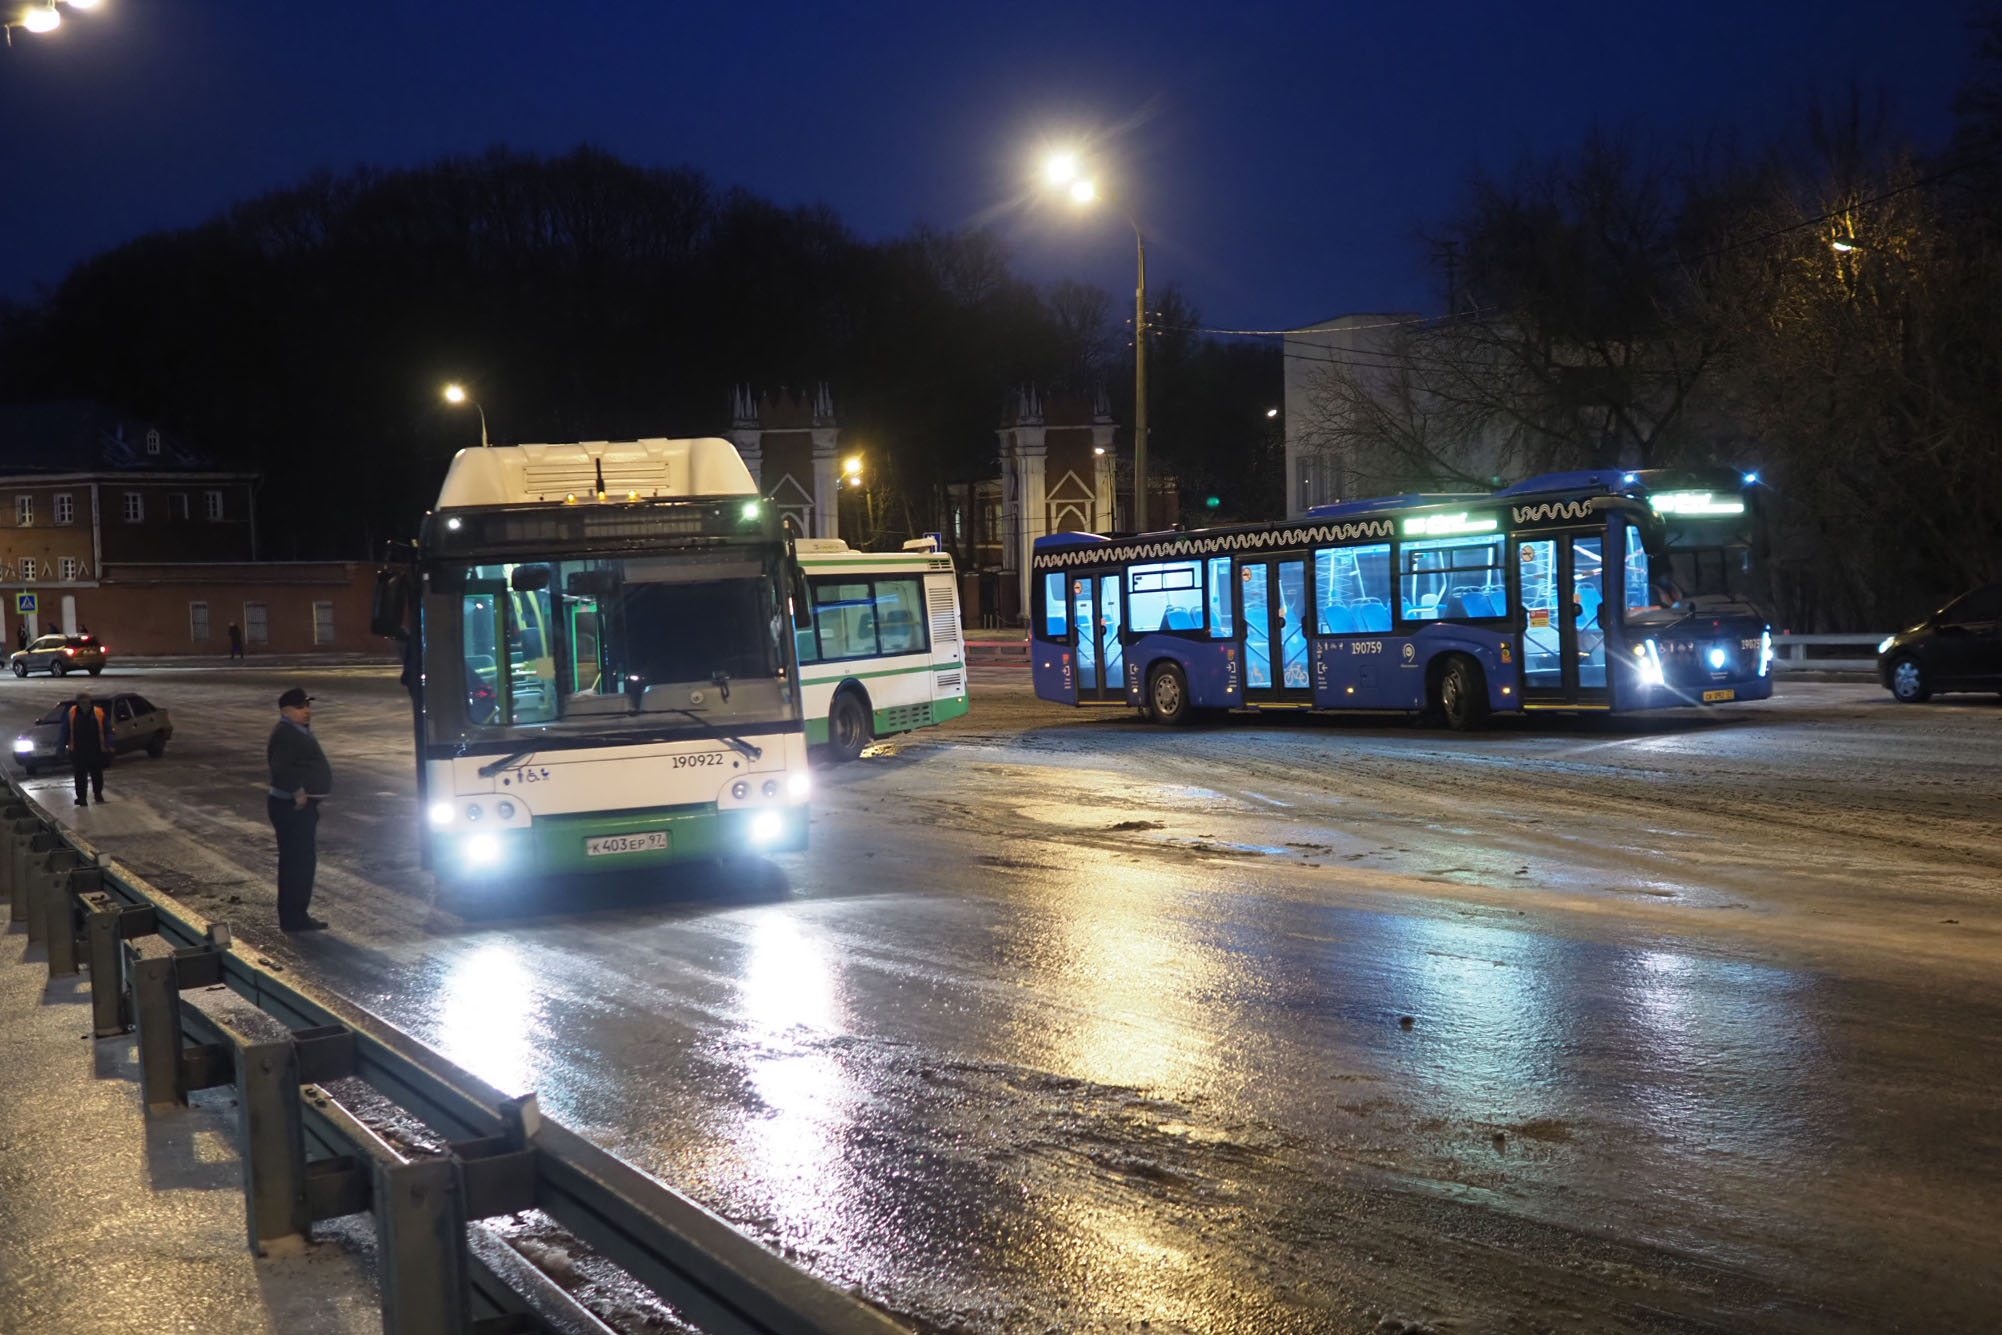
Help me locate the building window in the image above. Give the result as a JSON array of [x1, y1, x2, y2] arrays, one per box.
[[123, 492, 144, 523], [54, 494, 73, 525], [171, 493, 190, 521], [206, 490, 224, 521], [14, 495, 30, 526], [19, 558, 35, 581], [312, 601, 335, 645], [189, 601, 210, 642], [59, 557, 78, 581], [145, 428, 161, 455], [243, 602, 269, 647]]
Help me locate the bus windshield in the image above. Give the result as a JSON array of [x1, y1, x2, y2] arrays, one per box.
[[437, 547, 793, 739]]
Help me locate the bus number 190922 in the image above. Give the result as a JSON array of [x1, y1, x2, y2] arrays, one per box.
[[672, 752, 726, 769]]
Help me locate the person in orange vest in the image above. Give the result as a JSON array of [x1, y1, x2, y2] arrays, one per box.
[[59, 691, 113, 807]]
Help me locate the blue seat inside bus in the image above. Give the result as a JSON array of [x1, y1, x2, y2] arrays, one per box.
[[1576, 586, 1601, 628], [1320, 604, 1358, 633], [1356, 600, 1391, 631]]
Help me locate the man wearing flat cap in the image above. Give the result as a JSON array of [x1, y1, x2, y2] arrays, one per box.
[[268, 687, 333, 931]]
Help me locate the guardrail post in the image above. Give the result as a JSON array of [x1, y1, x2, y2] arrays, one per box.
[[0, 802, 28, 909], [42, 852, 88, 978], [81, 891, 128, 1035], [20, 829, 57, 945], [126, 938, 186, 1111], [376, 1156, 469, 1335], [8, 817, 37, 920], [234, 1031, 310, 1252]]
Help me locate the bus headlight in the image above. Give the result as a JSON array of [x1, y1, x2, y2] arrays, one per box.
[[427, 801, 455, 828], [787, 771, 811, 800], [731, 780, 749, 800], [1761, 630, 1775, 677], [1707, 646, 1728, 670], [464, 834, 502, 868], [748, 810, 784, 845], [1639, 639, 1665, 687]]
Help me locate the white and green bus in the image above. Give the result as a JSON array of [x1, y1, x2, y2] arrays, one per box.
[[793, 538, 968, 761], [374, 438, 813, 891]]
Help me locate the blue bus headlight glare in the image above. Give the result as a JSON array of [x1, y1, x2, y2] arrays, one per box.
[[748, 811, 784, 845], [1707, 647, 1728, 670]]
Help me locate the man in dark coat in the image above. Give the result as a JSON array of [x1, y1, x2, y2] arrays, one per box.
[[228, 622, 245, 661], [267, 687, 333, 931], [59, 691, 112, 806]]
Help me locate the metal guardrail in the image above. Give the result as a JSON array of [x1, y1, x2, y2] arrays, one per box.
[[1771, 633, 1885, 673], [1, 776, 908, 1335], [963, 640, 1030, 666]]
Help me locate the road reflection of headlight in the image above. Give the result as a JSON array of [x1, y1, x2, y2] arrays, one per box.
[[787, 771, 810, 800], [465, 834, 502, 867], [749, 811, 783, 845], [427, 801, 454, 828]]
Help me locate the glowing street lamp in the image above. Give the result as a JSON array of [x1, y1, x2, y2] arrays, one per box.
[[442, 383, 489, 449], [22, 5, 59, 33], [1038, 146, 1153, 530]]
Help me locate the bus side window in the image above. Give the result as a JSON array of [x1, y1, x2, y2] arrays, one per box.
[[1041, 572, 1068, 639], [462, 591, 501, 724], [874, 578, 926, 655], [1207, 558, 1234, 637]]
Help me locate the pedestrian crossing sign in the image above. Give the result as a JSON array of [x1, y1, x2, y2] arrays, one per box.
[[14, 594, 34, 614]]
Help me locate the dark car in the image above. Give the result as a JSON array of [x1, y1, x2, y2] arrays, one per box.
[[1878, 583, 2002, 703], [11, 692, 172, 775], [9, 632, 107, 677]]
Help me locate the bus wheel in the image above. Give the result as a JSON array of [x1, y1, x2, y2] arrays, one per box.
[[1436, 656, 1488, 731], [827, 690, 872, 763], [1146, 663, 1191, 725]]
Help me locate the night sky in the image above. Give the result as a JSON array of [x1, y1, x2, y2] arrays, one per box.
[[0, 1, 1974, 329]]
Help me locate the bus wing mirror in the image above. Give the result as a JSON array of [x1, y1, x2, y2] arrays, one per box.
[[510, 564, 553, 592], [790, 561, 811, 630], [370, 570, 412, 639]]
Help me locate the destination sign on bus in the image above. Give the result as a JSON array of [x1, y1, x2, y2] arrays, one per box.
[[1649, 491, 1746, 516], [1402, 512, 1498, 537]]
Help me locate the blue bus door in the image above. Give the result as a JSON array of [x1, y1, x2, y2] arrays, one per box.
[[1070, 573, 1124, 702], [1239, 556, 1313, 705], [1517, 532, 1610, 707]]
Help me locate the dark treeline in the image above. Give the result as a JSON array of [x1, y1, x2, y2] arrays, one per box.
[[0, 145, 1282, 559]]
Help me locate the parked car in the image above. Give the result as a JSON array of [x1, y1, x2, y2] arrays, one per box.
[[11, 692, 172, 775], [9, 633, 107, 677], [1878, 583, 2002, 703]]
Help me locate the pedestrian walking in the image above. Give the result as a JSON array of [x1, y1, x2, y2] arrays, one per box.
[[60, 691, 112, 807], [14, 623, 26, 652], [267, 687, 332, 931], [228, 621, 245, 661]]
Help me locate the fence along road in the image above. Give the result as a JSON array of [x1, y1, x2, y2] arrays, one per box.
[[0, 773, 910, 1335]]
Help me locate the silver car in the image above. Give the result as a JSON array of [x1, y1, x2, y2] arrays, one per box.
[[12, 692, 172, 776], [9, 633, 107, 677]]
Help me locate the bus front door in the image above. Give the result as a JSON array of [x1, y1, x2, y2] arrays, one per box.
[[1518, 533, 1610, 707], [1070, 573, 1126, 703], [1239, 557, 1312, 706]]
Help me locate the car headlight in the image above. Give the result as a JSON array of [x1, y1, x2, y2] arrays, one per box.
[[12, 737, 33, 754], [1877, 636, 1894, 654], [748, 810, 784, 845], [427, 801, 455, 828]]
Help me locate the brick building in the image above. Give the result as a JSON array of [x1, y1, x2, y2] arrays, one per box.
[[0, 403, 378, 654]]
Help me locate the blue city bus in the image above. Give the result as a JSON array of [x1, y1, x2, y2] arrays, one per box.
[[1029, 470, 1774, 729]]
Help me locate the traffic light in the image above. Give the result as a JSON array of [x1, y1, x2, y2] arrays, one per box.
[[1204, 495, 1221, 511]]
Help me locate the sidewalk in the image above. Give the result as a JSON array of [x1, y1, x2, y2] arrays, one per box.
[[94, 653, 400, 671], [0, 906, 380, 1334]]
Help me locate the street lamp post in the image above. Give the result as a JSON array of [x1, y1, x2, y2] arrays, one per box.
[[1043, 152, 1152, 532], [442, 383, 488, 448]]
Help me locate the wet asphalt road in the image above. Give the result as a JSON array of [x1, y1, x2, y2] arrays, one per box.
[[5, 665, 2000, 1333]]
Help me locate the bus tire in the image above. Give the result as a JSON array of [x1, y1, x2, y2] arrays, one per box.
[[1889, 656, 1930, 703], [1435, 655, 1488, 731], [827, 689, 872, 763], [1145, 662, 1191, 726]]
